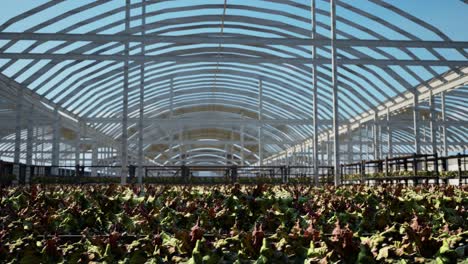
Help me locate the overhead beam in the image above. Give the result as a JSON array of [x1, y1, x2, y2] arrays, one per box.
[[85, 117, 331, 126], [83, 117, 467, 127], [0, 53, 466, 67], [1, 32, 467, 49]]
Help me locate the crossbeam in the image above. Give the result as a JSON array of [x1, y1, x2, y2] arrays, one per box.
[[1, 32, 467, 49], [0, 52, 466, 67], [0, 52, 468, 67], [85, 118, 326, 126]]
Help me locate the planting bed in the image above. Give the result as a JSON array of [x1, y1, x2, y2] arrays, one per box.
[[0, 184, 467, 263]]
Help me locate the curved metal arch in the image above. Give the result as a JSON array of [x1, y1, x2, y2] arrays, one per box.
[[115, 103, 305, 146], [0, 0, 466, 166], [0, 8, 452, 124]]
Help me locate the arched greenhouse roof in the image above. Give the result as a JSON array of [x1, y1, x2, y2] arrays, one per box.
[[0, 0, 466, 167]]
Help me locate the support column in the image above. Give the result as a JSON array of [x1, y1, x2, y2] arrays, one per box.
[[224, 142, 229, 165], [74, 123, 81, 167], [365, 124, 370, 160], [137, 0, 146, 185], [429, 90, 437, 155], [25, 104, 34, 184], [440, 92, 448, 156], [258, 79, 263, 166], [347, 124, 353, 163], [358, 124, 363, 161], [230, 131, 235, 165], [92, 144, 98, 176], [413, 92, 420, 154], [120, 0, 131, 184], [373, 111, 380, 160], [386, 108, 393, 158], [13, 88, 23, 183], [240, 123, 245, 166], [311, 0, 319, 185], [330, 0, 340, 185], [51, 109, 60, 176], [168, 78, 175, 165], [326, 132, 331, 166], [179, 130, 184, 164]]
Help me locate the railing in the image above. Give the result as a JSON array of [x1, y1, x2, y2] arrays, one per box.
[[1, 152, 466, 185], [341, 153, 468, 186]]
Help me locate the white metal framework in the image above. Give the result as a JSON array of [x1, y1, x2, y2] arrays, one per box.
[[0, 0, 467, 184]]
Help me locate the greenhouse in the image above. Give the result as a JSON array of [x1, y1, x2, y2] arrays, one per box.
[[0, 0, 467, 262]]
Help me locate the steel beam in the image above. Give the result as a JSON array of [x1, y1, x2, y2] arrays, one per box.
[[240, 122, 245, 165], [331, 0, 340, 185], [1, 32, 467, 49], [0, 52, 466, 67], [441, 92, 448, 156], [258, 79, 263, 166], [120, 0, 130, 184], [137, 0, 146, 185], [386, 108, 393, 158], [13, 88, 23, 183], [85, 117, 326, 125], [74, 123, 81, 166], [51, 109, 60, 174], [25, 104, 33, 184], [429, 90, 437, 154], [373, 111, 380, 159], [413, 92, 421, 154], [311, 0, 319, 185]]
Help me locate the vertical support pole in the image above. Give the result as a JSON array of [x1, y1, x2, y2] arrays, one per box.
[[42, 126, 46, 166], [386, 108, 393, 158], [413, 153, 418, 186], [347, 124, 353, 164], [137, 0, 146, 186], [81, 126, 87, 166], [224, 142, 229, 166], [385, 156, 389, 177], [413, 92, 420, 154], [92, 145, 98, 176], [373, 111, 380, 160], [258, 79, 263, 166], [51, 108, 60, 176], [75, 123, 81, 168], [179, 130, 183, 164], [25, 104, 34, 184], [311, 0, 319, 185], [358, 123, 363, 161], [330, 0, 340, 185], [120, 0, 131, 184], [240, 123, 245, 166], [326, 132, 331, 166], [13, 88, 23, 183], [168, 78, 175, 165], [457, 153, 462, 186], [230, 130, 235, 165], [440, 92, 447, 157], [170, 78, 174, 118], [365, 124, 370, 160], [429, 90, 437, 155], [434, 153, 439, 185]]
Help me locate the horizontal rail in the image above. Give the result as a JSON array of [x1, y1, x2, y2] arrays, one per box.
[[1, 32, 467, 49]]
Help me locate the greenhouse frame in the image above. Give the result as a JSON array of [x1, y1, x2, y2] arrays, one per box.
[[0, 0, 467, 185]]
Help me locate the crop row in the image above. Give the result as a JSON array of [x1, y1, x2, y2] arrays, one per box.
[[0, 184, 467, 263]]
